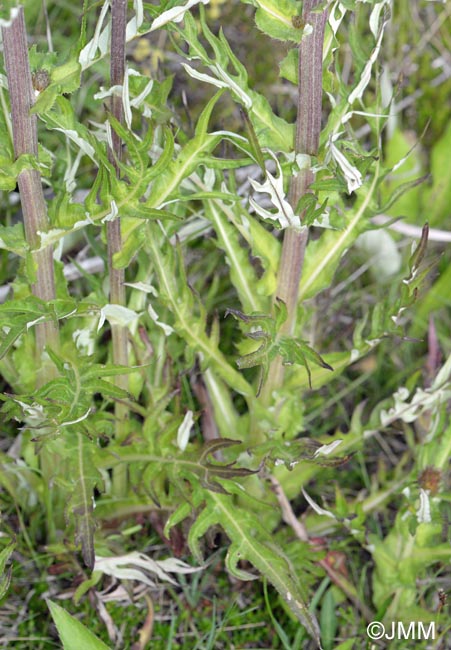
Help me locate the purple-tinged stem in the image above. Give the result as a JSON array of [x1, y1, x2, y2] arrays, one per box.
[[262, 0, 328, 400], [2, 6, 59, 375]]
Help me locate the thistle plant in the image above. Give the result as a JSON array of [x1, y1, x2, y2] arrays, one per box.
[[0, 1, 449, 648]]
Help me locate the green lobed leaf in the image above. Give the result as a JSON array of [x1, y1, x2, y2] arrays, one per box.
[[176, 11, 294, 151], [188, 488, 322, 647], [146, 225, 254, 398], [251, 437, 351, 471], [143, 94, 225, 209]]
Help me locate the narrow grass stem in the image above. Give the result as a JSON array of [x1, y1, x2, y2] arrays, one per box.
[[2, 6, 58, 373], [107, 0, 129, 496], [262, 0, 327, 402]]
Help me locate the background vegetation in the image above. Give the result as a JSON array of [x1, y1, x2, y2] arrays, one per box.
[[0, 1, 450, 648]]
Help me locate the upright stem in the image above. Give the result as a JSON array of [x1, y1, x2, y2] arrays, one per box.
[[261, 0, 328, 401], [3, 6, 60, 542], [107, 0, 129, 496], [2, 7, 59, 371]]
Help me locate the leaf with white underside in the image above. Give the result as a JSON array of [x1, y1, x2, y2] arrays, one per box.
[[147, 304, 174, 336], [177, 410, 194, 451], [302, 489, 336, 519], [326, 134, 362, 194], [151, 0, 210, 31], [94, 552, 201, 587], [79, 0, 145, 69], [249, 153, 300, 229], [175, 10, 293, 150], [182, 63, 253, 109], [124, 281, 158, 295], [97, 305, 140, 331], [416, 489, 431, 524], [348, 0, 390, 104], [314, 439, 343, 458], [249, 437, 349, 470], [380, 355, 451, 426]]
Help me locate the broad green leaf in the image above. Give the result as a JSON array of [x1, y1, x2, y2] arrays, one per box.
[[0, 223, 26, 256], [47, 600, 112, 650], [0, 152, 48, 190], [0, 297, 59, 359], [248, 91, 294, 152], [31, 56, 81, 114], [278, 337, 333, 389], [299, 167, 380, 301], [205, 200, 262, 312], [164, 501, 193, 538], [240, 211, 280, 297], [279, 48, 298, 84], [242, 0, 309, 43], [228, 303, 331, 393], [284, 350, 362, 391]]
